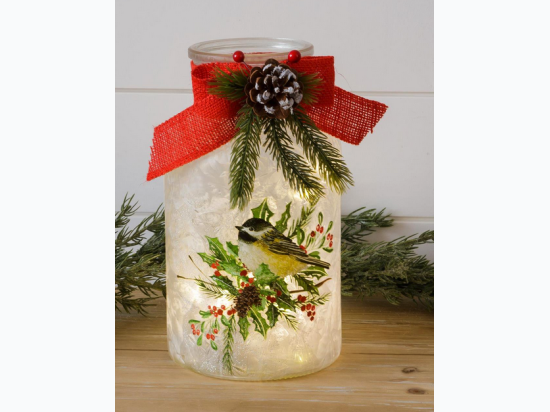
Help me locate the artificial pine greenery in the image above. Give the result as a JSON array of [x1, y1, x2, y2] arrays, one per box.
[[115, 195, 166, 315], [115, 196, 434, 314], [208, 62, 352, 210]]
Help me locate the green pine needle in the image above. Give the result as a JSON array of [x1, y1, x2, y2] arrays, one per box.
[[263, 118, 325, 202], [229, 106, 263, 210], [299, 72, 323, 106], [290, 110, 354, 194], [208, 67, 249, 101]]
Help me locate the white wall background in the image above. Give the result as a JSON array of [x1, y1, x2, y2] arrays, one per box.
[[115, 0, 434, 260]]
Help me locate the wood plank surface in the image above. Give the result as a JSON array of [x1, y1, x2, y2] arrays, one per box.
[[116, 296, 434, 411]]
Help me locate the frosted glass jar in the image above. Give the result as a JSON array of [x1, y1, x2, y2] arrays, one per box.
[[165, 38, 341, 380]]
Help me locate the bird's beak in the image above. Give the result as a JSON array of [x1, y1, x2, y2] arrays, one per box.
[[235, 226, 243, 231]]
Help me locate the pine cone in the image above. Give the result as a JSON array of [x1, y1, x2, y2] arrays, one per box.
[[235, 285, 262, 318], [244, 59, 303, 119]]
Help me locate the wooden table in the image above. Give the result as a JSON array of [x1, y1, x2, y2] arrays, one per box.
[[116, 296, 434, 411]]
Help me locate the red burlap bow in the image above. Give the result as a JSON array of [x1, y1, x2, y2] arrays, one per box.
[[147, 56, 388, 181]]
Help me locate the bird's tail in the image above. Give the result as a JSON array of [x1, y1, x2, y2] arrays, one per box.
[[296, 255, 331, 269]]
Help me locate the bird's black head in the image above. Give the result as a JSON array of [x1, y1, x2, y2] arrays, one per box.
[[235, 218, 274, 243]]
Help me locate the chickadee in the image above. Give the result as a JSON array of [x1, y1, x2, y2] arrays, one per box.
[[236, 218, 330, 278]]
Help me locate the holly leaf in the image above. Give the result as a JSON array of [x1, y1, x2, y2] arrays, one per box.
[[199, 310, 212, 318], [323, 247, 333, 253], [266, 303, 280, 327], [238, 316, 250, 341], [219, 261, 243, 277], [296, 227, 305, 245], [275, 294, 296, 311], [201, 321, 206, 332], [226, 241, 239, 258], [259, 289, 276, 296], [206, 236, 230, 262], [254, 264, 279, 286], [221, 315, 231, 327], [300, 266, 327, 279], [197, 252, 217, 266], [251, 198, 274, 223], [327, 221, 333, 233], [318, 212, 323, 225], [211, 340, 218, 350], [188, 319, 201, 325], [211, 274, 238, 295], [197, 334, 203, 346], [275, 202, 292, 233], [308, 251, 321, 259], [249, 307, 270, 338], [293, 274, 319, 295]]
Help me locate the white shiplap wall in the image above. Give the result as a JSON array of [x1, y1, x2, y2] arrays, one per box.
[[115, 0, 434, 259]]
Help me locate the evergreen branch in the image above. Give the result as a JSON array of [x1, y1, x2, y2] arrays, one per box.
[[263, 118, 324, 202], [229, 106, 263, 210], [298, 72, 323, 106], [341, 231, 434, 309], [280, 311, 299, 331], [306, 293, 331, 306], [287, 199, 318, 239], [289, 110, 354, 194], [222, 314, 237, 374], [342, 208, 394, 243], [208, 67, 249, 101]]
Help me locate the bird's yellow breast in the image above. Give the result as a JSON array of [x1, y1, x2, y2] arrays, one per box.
[[239, 240, 307, 278]]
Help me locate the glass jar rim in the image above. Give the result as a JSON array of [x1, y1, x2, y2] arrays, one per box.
[[188, 37, 314, 65]]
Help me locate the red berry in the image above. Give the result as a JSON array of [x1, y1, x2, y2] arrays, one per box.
[[307, 311, 312, 317], [211, 335, 215, 341], [197, 330, 201, 335], [299, 245, 307, 252], [233, 50, 245, 63], [316, 224, 320, 232], [287, 50, 301, 64], [221, 305, 226, 310], [306, 304, 312, 310], [241, 282, 245, 287], [191, 324, 195, 329], [329, 241, 333, 248], [311, 231, 315, 237], [218, 309, 223, 315], [240, 270, 247, 276], [248, 278, 254, 284], [312, 305, 316, 311], [209, 310, 213, 314], [310, 316, 314, 321], [214, 270, 221, 277], [239, 289, 243, 294], [276, 290, 282, 297], [214, 329, 218, 334], [301, 306, 306, 311], [206, 333, 210, 339], [213, 306, 217, 310], [313, 311, 316, 316], [320, 226, 324, 233]]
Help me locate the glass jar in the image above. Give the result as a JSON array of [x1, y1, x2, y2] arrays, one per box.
[[165, 38, 341, 380]]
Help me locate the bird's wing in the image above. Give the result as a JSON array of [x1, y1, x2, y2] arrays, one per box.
[[262, 230, 331, 269]]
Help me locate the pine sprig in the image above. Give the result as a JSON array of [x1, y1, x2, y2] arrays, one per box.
[[290, 110, 354, 194], [222, 314, 237, 374], [287, 199, 318, 239], [299, 72, 323, 106], [208, 67, 249, 101], [342, 207, 394, 243], [263, 119, 325, 202], [229, 106, 263, 210], [115, 195, 166, 315]]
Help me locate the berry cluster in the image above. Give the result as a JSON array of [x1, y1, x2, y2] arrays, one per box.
[[238, 269, 255, 292], [299, 245, 307, 253], [316, 224, 325, 234], [190, 323, 201, 336], [207, 304, 226, 318], [327, 233, 334, 248], [205, 329, 218, 341], [297, 295, 316, 321], [266, 289, 282, 303]]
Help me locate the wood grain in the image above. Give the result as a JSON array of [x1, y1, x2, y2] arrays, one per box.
[[116, 296, 434, 411]]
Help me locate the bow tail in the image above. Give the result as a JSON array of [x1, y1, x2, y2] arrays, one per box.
[[308, 87, 388, 145], [147, 97, 239, 181]]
